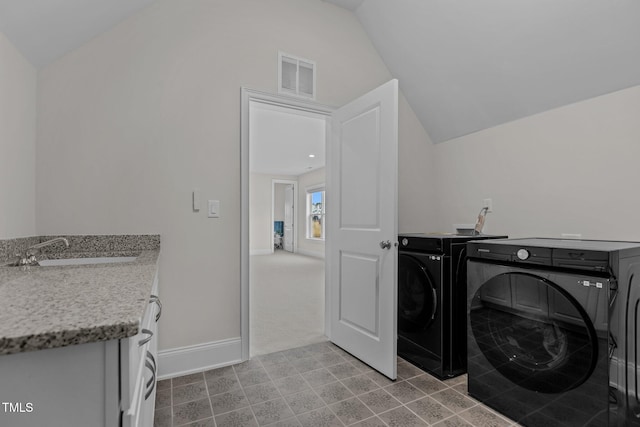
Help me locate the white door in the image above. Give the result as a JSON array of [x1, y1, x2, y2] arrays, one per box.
[[284, 184, 294, 252], [328, 79, 398, 379]]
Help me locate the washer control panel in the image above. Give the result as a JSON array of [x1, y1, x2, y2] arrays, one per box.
[[397, 235, 443, 253]]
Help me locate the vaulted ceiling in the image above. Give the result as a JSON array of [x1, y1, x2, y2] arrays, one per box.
[[2, 0, 639, 142], [329, 0, 640, 142], [0, 0, 155, 67]]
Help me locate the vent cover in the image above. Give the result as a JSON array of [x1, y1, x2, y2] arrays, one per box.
[[278, 51, 316, 99]]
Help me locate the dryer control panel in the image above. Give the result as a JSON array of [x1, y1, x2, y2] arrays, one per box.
[[467, 238, 615, 272]]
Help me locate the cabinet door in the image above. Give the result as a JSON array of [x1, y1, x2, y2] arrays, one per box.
[[131, 366, 147, 427], [122, 271, 160, 427], [141, 351, 157, 426], [0, 341, 118, 427], [141, 297, 159, 425]]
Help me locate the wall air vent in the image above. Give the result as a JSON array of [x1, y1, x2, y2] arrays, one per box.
[[278, 51, 316, 99]]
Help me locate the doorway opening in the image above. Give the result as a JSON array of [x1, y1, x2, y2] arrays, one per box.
[[272, 180, 296, 254], [241, 80, 399, 377], [242, 90, 332, 358]]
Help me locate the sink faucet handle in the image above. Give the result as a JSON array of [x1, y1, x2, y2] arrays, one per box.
[[22, 237, 70, 266]]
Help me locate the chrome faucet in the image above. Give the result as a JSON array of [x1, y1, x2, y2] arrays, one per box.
[[15, 237, 70, 266], [27, 237, 70, 253]]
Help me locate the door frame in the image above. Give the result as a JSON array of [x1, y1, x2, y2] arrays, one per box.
[[271, 179, 297, 254], [240, 88, 334, 360]]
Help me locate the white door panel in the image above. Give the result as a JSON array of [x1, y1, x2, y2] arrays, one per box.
[[339, 108, 381, 229], [284, 184, 294, 252], [328, 79, 398, 379], [339, 251, 379, 337]]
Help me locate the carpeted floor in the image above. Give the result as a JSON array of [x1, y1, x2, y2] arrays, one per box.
[[250, 250, 326, 356]]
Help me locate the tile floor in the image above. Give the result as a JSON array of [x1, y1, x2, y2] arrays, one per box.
[[154, 341, 520, 427]]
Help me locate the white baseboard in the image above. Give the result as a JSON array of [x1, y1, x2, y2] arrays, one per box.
[[250, 249, 272, 256], [157, 337, 242, 380], [297, 248, 325, 259]]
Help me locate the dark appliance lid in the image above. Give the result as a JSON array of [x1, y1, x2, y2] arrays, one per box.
[[399, 233, 508, 253], [467, 237, 640, 272]]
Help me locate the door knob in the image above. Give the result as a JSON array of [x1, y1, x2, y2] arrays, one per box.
[[379, 240, 392, 250]]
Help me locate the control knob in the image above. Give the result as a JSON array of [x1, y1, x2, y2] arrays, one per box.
[[401, 238, 409, 247], [517, 249, 530, 260]]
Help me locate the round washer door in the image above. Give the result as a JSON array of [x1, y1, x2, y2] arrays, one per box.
[[398, 254, 438, 333], [469, 272, 598, 394]]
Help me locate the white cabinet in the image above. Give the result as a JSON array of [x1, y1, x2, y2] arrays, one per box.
[[0, 339, 121, 427], [122, 274, 161, 427], [0, 271, 160, 427]]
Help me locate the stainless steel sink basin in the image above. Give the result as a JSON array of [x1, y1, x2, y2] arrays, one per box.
[[38, 256, 137, 266]]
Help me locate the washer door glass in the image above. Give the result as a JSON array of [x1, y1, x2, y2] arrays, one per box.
[[398, 254, 437, 332], [470, 272, 597, 393]]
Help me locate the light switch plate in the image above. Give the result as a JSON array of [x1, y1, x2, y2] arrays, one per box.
[[208, 200, 220, 218]]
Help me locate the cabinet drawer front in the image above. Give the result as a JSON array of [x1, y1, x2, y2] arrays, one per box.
[[121, 270, 160, 422]]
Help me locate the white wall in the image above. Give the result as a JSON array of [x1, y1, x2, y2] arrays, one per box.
[[35, 0, 435, 354], [35, 0, 404, 352], [297, 167, 326, 258], [0, 32, 37, 239], [432, 85, 640, 241], [250, 174, 295, 254], [397, 93, 438, 233]]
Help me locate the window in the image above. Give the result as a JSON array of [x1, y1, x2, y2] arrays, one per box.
[[307, 187, 325, 240]]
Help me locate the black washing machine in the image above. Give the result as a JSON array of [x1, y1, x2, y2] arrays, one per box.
[[466, 238, 640, 426], [397, 233, 506, 379]]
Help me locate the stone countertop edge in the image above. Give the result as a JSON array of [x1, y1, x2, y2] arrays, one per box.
[[0, 249, 160, 356]]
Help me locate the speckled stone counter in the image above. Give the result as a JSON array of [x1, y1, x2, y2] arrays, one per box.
[[0, 235, 160, 356]]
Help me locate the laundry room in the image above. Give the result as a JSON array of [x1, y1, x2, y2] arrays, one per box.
[[1, 1, 640, 426]]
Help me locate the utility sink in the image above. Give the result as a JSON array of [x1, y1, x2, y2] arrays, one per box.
[[38, 256, 138, 266]]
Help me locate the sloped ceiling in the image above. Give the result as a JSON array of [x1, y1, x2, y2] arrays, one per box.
[[0, 0, 155, 67], [2, 0, 639, 142], [333, 0, 640, 142]]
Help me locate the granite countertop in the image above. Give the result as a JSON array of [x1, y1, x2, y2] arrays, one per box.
[[0, 236, 160, 356]]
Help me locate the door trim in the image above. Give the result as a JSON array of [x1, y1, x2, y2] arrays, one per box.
[[240, 88, 334, 361], [272, 179, 297, 254]]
